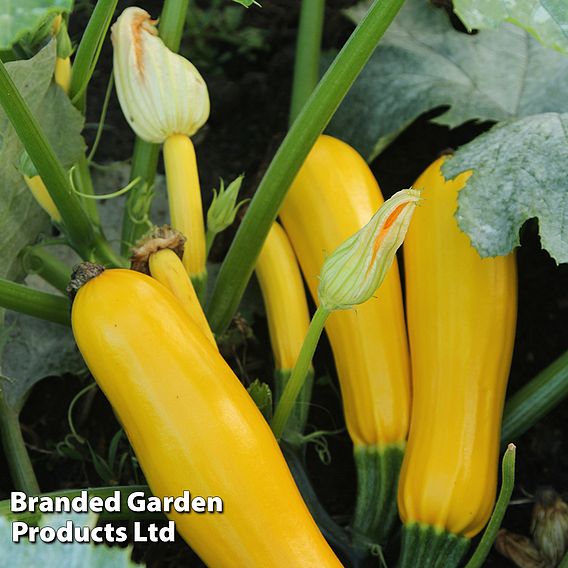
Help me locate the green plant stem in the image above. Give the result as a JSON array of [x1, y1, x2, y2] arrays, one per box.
[[0, 60, 94, 258], [398, 524, 470, 568], [120, 0, 190, 255], [0, 278, 70, 326], [21, 247, 71, 294], [465, 444, 516, 568], [289, 0, 325, 126], [274, 367, 314, 442], [206, 0, 406, 335], [74, 155, 101, 227], [351, 443, 405, 547], [205, 228, 216, 257], [0, 486, 154, 524], [0, 393, 40, 495], [559, 551, 568, 568], [501, 350, 568, 444], [281, 442, 369, 567], [69, 0, 119, 111], [271, 305, 330, 439]]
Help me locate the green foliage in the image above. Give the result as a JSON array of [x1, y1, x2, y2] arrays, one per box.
[[327, 0, 568, 162], [443, 113, 568, 264], [247, 379, 273, 421], [0, 0, 73, 50], [0, 313, 85, 413], [0, 514, 142, 567], [232, 0, 259, 6], [0, 42, 88, 418], [453, 0, 568, 54], [185, 0, 267, 71]]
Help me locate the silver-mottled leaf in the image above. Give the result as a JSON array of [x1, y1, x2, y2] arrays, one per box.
[[0, 515, 142, 567], [443, 112, 568, 263], [453, 0, 568, 54], [328, 0, 568, 161]]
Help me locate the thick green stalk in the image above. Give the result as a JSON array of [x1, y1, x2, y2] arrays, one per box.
[[560, 551, 568, 568], [0, 61, 94, 257], [465, 444, 516, 568], [69, 0, 119, 111], [206, 0, 406, 334], [21, 247, 71, 294], [0, 278, 70, 326], [0, 486, 153, 524], [501, 350, 568, 443], [271, 306, 330, 439], [289, 0, 325, 125], [0, 393, 40, 495], [351, 443, 405, 546], [120, 0, 189, 255], [398, 524, 470, 568]]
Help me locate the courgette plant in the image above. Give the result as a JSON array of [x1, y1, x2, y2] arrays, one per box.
[[0, 0, 566, 567]]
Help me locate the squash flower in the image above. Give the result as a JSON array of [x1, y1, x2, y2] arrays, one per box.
[[111, 7, 210, 294], [318, 188, 422, 311]]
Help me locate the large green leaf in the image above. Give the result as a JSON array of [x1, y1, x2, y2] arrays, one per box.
[[0, 312, 85, 412], [443, 112, 568, 264], [0, 42, 87, 414], [0, 41, 85, 281], [0, 0, 73, 50], [0, 514, 142, 567], [453, 0, 568, 55], [327, 0, 568, 161]]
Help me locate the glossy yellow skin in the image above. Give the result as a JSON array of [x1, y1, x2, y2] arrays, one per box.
[[24, 175, 62, 223], [279, 135, 410, 447], [72, 269, 342, 568], [255, 222, 311, 370], [398, 157, 517, 538], [163, 134, 206, 281], [148, 248, 216, 346]]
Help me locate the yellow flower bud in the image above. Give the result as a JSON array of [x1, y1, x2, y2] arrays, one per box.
[[111, 7, 210, 143], [318, 188, 421, 311]]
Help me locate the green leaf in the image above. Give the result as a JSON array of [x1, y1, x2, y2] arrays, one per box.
[[0, 42, 86, 281], [442, 112, 568, 264], [0, 0, 73, 50], [0, 312, 85, 412], [0, 514, 142, 567], [231, 0, 259, 7], [453, 0, 568, 55], [327, 0, 568, 161], [247, 379, 273, 421]]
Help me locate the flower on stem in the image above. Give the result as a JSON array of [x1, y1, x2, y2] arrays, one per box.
[[207, 175, 247, 236], [318, 188, 421, 311], [111, 7, 209, 143]]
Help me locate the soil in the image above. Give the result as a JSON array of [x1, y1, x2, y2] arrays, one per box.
[[2, 1, 567, 567]]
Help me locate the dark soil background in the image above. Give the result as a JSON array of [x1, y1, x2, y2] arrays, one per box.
[[2, 1, 567, 567]]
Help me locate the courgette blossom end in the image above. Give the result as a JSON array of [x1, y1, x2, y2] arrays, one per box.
[[318, 188, 422, 311], [111, 7, 210, 144]]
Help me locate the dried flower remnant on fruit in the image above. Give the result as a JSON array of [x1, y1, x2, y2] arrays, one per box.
[[131, 225, 186, 274], [531, 487, 568, 566], [67, 263, 106, 301], [495, 529, 547, 568], [111, 7, 210, 143], [318, 188, 421, 311]]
